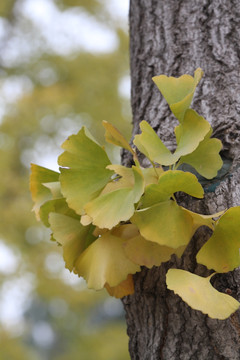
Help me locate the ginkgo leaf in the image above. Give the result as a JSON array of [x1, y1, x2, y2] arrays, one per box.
[[196, 207, 240, 272], [141, 167, 163, 186], [133, 114, 210, 166], [153, 68, 203, 122], [30, 164, 60, 219], [85, 166, 144, 229], [173, 109, 210, 158], [166, 269, 240, 319], [102, 120, 134, 155], [141, 170, 203, 208], [39, 198, 79, 227], [42, 182, 62, 199], [133, 121, 175, 165], [49, 212, 96, 271], [111, 223, 139, 240], [183, 208, 224, 233], [105, 274, 134, 298], [131, 200, 193, 248], [179, 135, 223, 179], [123, 235, 185, 268], [58, 127, 113, 215], [75, 231, 140, 290]]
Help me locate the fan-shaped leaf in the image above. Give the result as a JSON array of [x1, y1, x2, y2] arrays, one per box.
[[49, 212, 96, 272], [152, 68, 203, 122], [141, 170, 203, 208], [40, 198, 78, 227], [197, 207, 240, 272], [134, 112, 210, 166], [30, 164, 59, 219], [133, 121, 175, 165], [124, 235, 185, 268], [111, 223, 139, 240], [166, 269, 240, 319], [141, 167, 163, 186], [42, 182, 62, 199], [131, 201, 193, 248], [102, 120, 134, 155], [179, 135, 223, 179], [183, 208, 224, 233], [75, 231, 140, 290], [85, 166, 144, 229], [174, 109, 210, 157], [105, 274, 134, 298], [58, 127, 113, 215]]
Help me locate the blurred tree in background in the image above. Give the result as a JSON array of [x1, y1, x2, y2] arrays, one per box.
[[0, 0, 131, 359]]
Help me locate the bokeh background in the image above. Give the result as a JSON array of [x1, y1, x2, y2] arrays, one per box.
[[0, 1, 132, 359]]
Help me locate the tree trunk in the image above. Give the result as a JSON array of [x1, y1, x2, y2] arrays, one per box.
[[122, 1, 240, 359]]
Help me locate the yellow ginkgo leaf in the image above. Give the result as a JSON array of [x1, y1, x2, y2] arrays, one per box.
[[153, 68, 203, 122], [123, 235, 185, 268], [183, 208, 224, 234], [75, 231, 141, 290], [131, 200, 193, 248], [102, 120, 134, 155], [166, 269, 240, 319], [141, 167, 163, 186], [105, 274, 135, 298], [30, 164, 60, 219], [111, 223, 139, 240]]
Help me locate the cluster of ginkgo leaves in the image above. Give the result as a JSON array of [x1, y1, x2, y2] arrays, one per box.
[[30, 68, 240, 320]]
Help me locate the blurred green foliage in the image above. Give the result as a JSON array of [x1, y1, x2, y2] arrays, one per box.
[[0, 0, 131, 358]]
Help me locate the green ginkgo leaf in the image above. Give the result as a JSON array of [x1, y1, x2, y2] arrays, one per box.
[[102, 120, 134, 155], [153, 68, 203, 122], [166, 269, 240, 319], [85, 165, 144, 229], [30, 164, 60, 219], [131, 200, 193, 248], [197, 207, 240, 272], [49, 212, 96, 272], [174, 109, 210, 158], [75, 231, 141, 290], [179, 135, 223, 179], [133, 121, 175, 165], [40, 198, 79, 227], [141, 170, 203, 208], [123, 235, 185, 268], [58, 127, 113, 215], [134, 112, 210, 166]]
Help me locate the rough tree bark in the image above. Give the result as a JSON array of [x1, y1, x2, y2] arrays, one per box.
[[121, 1, 240, 359]]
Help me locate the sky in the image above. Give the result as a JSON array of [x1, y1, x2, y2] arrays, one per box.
[[0, 0, 130, 336]]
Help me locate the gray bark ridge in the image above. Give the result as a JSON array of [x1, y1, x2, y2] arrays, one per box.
[[122, 0, 240, 359]]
